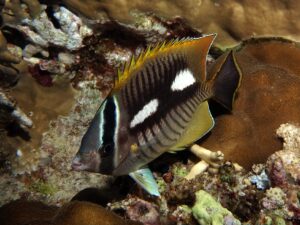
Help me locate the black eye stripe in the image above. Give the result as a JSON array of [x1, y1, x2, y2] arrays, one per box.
[[98, 97, 118, 174], [101, 97, 116, 155]]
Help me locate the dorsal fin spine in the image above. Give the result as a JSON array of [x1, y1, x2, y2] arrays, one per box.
[[112, 35, 215, 91]]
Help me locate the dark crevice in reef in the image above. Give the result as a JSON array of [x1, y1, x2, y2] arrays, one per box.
[[94, 21, 147, 50], [5, 122, 31, 141], [45, 6, 61, 29], [2, 26, 29, 49]]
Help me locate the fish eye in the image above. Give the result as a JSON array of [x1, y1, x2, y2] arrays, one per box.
[[100, 144, 113, 158]]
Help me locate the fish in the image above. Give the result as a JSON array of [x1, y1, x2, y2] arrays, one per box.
[[71, 34, 242, 196]]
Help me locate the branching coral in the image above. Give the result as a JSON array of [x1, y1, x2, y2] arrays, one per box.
[[2, 1, 92, 76], [0, 29, 31, 130], [185, 145, 224, 180], [0, 30, 21, 87], [2, 0, 42, 26], [0, 90, 32, 129]]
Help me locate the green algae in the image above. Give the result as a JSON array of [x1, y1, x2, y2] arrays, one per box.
[[156, 177, 167, 193], [192, 190, 241, 225], [30, 180, 57, 196], [172, 164, 188, 178]]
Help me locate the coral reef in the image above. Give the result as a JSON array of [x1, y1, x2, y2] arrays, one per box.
[[0, 1, 208, 207], [192, 190, 241, 225], [0, 1, 300, 225], [4, 2, 92, 77], [267, 123, 300, 187], [0, 81, 113, 206], [107, 124, 300, 224], [0, 89, 32, 129], [202, 38, 300, 169], [109, 197, 161, 225], [0, 30, 21, 87], [0, 29, 30, 131], [61, 0, 300, 47], [186, 145, 224, 180], [0, 200, 142, 225]]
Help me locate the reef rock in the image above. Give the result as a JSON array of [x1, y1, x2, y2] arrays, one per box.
[[258, 186, 300, 223], [192, 190, 241, 225], [266, 123, 300, 187], [202, 38, 300, 169], [109, 197, 161, 225]]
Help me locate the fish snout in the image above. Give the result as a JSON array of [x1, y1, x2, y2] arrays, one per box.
[[71, 156, 85, 171], [71, 151, 101, 172]]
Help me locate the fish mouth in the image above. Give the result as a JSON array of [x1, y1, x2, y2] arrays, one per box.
[[71, 151, 101, 172]]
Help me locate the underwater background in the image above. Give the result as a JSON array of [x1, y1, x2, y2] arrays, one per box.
[[0, 0, 300, 224]]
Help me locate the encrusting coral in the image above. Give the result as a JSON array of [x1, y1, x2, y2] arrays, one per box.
[[192, 190, 241, 225]]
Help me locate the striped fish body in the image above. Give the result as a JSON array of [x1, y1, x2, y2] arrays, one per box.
[[72, 34, 241, 178], [112, 64, 213, 175]]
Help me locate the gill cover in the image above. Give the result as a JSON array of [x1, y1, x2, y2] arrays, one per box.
[[74, 96, 120, 174]]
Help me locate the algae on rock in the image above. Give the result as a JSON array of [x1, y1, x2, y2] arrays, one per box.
[[192, 190, 241, 225]]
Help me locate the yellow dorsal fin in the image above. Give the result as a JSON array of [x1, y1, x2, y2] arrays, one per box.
[[113, 34, 216, 92]]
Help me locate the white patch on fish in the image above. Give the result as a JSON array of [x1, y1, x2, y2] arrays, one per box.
[[99, 100, 106, 145], [171, 69, 196, 91], [130, 99, 159, 128], [113, 96, 121, 166]]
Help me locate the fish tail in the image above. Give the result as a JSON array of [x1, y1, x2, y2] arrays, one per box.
[[209, 51, 242, 111]]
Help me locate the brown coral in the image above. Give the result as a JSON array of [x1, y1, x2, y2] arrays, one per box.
[[2, 0, 42, 26], [61, 0, 300, 47], [0, 200, 142, 225], [0, 30, 21, 87], [202, 38, 300, 169]]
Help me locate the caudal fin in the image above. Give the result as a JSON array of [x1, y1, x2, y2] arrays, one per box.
[[209, 51, 242, 111]]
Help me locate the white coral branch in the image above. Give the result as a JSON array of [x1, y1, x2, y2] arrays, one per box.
[[185, 145, 225, 180], [20, 6, 93, 51]]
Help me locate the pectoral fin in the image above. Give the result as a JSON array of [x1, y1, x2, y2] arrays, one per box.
[[129, 167, 160, 197]]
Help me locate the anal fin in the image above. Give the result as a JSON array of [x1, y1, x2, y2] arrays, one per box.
[[129, 167, 160, 197], [170, 101, 215, 151]]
